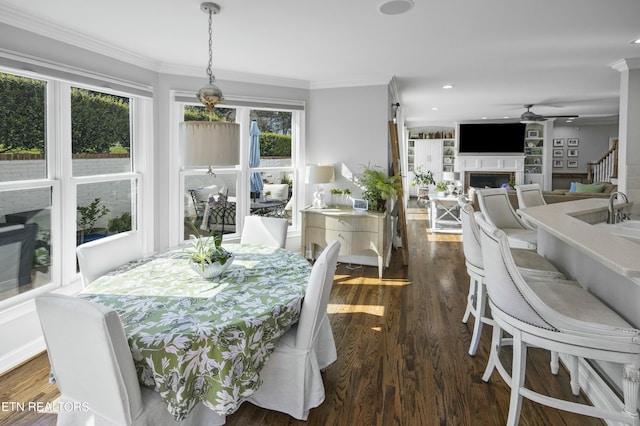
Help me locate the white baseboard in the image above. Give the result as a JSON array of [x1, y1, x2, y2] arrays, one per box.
[[1, 337, 45, 375]]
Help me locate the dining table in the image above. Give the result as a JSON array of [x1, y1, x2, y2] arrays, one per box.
[[79, 243, 312, 421]]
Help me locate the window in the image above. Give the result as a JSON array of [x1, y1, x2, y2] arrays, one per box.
[[179, 102, 302, 242], [0, 69, 149, 305]]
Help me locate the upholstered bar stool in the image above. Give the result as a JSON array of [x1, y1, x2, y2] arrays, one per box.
[[515, 183, 546, 229], [515, 183, 546, 209], [476, 215, 640, 426], [458, 198, 567, 357], [476, 188, 537, 250]]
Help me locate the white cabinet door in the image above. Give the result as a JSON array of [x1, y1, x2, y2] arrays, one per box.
[[414, 140, 444, 178]]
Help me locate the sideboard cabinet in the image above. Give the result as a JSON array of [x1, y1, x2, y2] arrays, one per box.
[[301, 207, 388, 279]]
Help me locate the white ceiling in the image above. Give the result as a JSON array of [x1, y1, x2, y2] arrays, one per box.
[[2, 0, 639, 128]]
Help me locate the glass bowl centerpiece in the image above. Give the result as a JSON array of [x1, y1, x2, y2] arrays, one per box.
[[184, 226, 234, 279]]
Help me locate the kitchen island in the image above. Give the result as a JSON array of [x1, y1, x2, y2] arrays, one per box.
[[518, 198, 639, 419]]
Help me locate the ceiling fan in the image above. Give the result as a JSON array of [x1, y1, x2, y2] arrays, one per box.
[[520, 104, 578, 123]]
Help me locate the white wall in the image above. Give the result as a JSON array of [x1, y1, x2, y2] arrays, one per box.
[[308, 85, 390, 204]]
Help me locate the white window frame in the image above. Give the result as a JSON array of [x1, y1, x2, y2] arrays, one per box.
[[172, 95, 305, 246], [0, 67, 153, 310]]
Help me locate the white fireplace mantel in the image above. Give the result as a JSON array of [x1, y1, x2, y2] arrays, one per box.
[[457, 155, 525, 188]]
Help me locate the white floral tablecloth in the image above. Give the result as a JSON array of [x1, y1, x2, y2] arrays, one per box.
[[79, 243, 311, 421]]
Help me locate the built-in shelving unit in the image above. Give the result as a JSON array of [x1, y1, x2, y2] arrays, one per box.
[[443, 139, 455, 172], [523, 122, 553, 189], [406, 127, 456, 197]]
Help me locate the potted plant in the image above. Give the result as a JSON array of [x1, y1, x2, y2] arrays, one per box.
[[412, 166, 435, 188], [108, 212, 132, 234], [435, 181, 448, 196], [357, 165, 402, 212], [77, 198, 110, 243], [183, 222, 234, 279]]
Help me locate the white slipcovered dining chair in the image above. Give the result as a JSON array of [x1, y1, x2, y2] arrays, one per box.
[[240, 216, 288, 249], [458, 198, 567, 356], [35, 293, 224, 426], [475, 216, 640, 426], [76, 230, 143, 287], [249, 240, 341, 420], [476, 188, 537, 249]]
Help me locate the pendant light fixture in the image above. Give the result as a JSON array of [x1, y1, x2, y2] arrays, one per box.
[[197, 2, 224, 114], [179, 2, 240, 176]]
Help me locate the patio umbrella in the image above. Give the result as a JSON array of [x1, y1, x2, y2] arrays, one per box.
[[249, 120, 263, 196]]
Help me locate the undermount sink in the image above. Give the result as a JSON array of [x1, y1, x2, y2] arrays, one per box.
[[618, 220, 640, 230], [594, 220, 640, 243]]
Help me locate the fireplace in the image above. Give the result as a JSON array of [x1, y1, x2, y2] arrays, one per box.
[[466, 171, 515, 189]]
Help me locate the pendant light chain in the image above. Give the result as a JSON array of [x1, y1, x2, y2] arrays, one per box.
[[197, 2, 223, 112], [206, 9, 214, 84]]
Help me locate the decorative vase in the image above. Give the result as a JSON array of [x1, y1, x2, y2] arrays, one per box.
[[190, 253, 234, 279]]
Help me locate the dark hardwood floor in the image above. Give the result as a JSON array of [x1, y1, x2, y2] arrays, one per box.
[[0, 206, 604, 425]]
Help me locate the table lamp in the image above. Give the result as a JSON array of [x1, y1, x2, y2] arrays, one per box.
[[305, 165, 335, 208], [442, 171, 461, 195]]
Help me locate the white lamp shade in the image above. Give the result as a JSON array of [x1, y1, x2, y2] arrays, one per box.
[[305, 165, 335, 184], [180, 121, 240, 168], [442, 171, 460, 182]]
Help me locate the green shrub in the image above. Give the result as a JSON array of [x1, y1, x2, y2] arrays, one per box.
[[0, 74, 46, 153], [260, 132, 291, 157]]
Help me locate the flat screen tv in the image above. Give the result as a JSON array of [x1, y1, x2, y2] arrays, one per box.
[[458, 123, 526, 154]]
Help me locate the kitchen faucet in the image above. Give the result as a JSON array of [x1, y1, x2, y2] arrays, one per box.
[[607, 191, 630, 224]]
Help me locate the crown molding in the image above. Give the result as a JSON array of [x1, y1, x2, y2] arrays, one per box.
[[309, 75, 393, 90], [610, 57, 640, 72], [159, 63, 310, 89], [0, 5, 162, 71]]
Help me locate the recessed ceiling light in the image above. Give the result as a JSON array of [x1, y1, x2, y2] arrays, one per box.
[[631, 38, 640, 44], [378, 0, 414, 15], [432, 107, 439, 111], [482, 117, 488, 120], [503, 116, 510, 119], [442, 84, 454, 89]]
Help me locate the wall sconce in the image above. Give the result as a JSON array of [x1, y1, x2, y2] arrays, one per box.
[[305, 165, 335, 208], [180, 121, 240, 175]]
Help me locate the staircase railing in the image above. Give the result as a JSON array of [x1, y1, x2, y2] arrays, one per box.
[[587, 139, 618, 183]]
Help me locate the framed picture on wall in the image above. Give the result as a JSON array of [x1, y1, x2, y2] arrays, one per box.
[[553, 149, 564, 157], [553, 138, 564, 147], [567, 138, 579, 147], [567, 149, 579, 157], [567, 160, 578, 168], [553, 160, 564, 168], [527, 130, 540, 138]]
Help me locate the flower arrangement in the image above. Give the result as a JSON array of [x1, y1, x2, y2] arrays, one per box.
[[501, 181, 516, 190], [412, 167, 435, 187]]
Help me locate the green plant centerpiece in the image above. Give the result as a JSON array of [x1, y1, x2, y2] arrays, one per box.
[[184, 223, 234, 279], [412, 166, 435, 188], [435, 181, 448, 194], [357, 164, 401, 212]]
